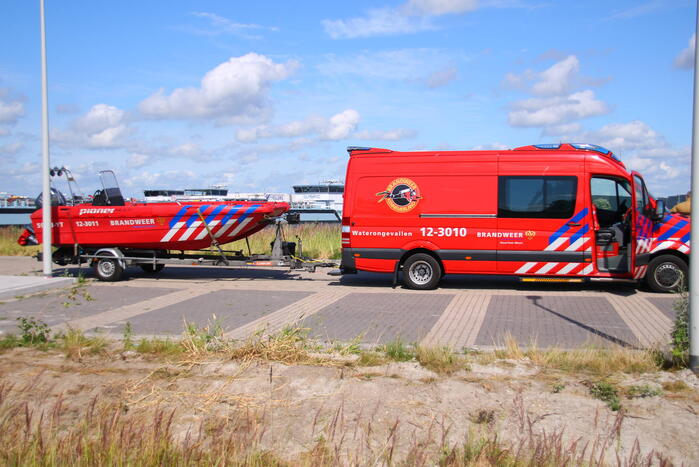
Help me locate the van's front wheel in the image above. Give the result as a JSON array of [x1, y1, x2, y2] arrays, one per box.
[[403, 253, 441, 290], [645, 255, 687, 293]]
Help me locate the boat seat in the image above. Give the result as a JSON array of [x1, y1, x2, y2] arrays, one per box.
[[92, 188, 125, 206]]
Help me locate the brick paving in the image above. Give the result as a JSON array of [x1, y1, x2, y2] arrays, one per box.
[[304, 293, 453, 344], [645, 297, 678, 320], [0, 258, 681, 349], [474, 295, 639, 348], [109, 290, 312, 336]]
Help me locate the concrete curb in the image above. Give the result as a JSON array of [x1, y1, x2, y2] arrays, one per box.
[[0, 275, 76, 300]]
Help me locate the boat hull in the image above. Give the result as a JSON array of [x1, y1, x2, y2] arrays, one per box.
[[29, 201, 289, 251]]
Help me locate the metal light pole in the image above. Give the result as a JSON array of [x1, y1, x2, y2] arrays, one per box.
[[40, 0, 52, 277], [690, 1, 699, 373]]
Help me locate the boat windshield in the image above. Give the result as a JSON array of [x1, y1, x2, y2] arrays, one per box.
[[94, 170, 125, 206]]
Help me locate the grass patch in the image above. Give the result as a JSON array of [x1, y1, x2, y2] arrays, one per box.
[[661, 380, 690, 393], [225, 223, 340, 260], [0, 223, 341, 259], [58, 328, 108, 360], [380, 338, 415, 362], [136, 337, 184, 356], [670, 290, 689, 367], [484, 335, 661, 376], [356, 351, 388, 366], [229, 326, 325, 365], [415, 346, 469, 375], [0, 226, 41, 256], [0, 334, 22, 351], [625, 384, 662, 399], [589, 381, 621, 411]]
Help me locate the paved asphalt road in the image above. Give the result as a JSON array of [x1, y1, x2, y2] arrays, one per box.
[[0, 257, 678, 349]]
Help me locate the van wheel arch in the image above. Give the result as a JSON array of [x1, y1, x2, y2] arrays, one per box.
[[399, 248, 443, 271]]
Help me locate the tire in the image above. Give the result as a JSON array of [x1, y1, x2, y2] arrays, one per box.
[[95, 256, 124, 282], [140, 264, 165, 274], [645, 255, 687, 293], [402, 253, 441, 290]]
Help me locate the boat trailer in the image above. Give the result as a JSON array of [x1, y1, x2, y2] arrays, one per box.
[[36, 218, 337, 282]]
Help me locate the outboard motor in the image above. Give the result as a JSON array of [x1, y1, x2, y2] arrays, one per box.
[[34, 188, 67, 209]]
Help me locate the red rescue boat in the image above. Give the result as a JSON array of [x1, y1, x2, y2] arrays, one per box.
[[18, 170, 289, 251]]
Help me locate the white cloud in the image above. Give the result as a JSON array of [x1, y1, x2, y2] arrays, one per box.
[[236, 109, 360, 142], [505, 55, 580, 96], [424, 65, 458, 88], [471, 142, 509, 150], [55, 104, 132, 149], [674, 34, 695, 70], [0, 142, 23, 155], [122, 169, 197, 189], [531, 55, 579, 96], [319, 49, 462, 91], [583, 120, 664, 152], [353, 128, 418, 140], [325, 109, 361, 140], [541, 122, 582, 136], [506, 56, 610, 132], [139, 53, 298, 123], [190, 12, 278, 39], [508, 90, 609, 127], [322, 8, 434, 39], [322, 0, 480, 39], [0, 89, 25, 126], [126, 153, 150, 168], [168, 143, 204, 158], [406, 0, 479, 15]]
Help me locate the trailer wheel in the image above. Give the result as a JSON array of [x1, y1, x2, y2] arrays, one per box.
[[95, 256, 124, 282], [645, 255, 687, 293], [403, 253, 441, 290], [140, 264, 165, 274]]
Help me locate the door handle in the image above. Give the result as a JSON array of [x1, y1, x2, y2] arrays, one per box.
[[567, 222, 581, 227]]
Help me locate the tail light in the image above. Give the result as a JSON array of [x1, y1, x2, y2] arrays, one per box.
[[341, 216, 351, 248]]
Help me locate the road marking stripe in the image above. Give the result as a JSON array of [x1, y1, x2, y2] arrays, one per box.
[[51, 283, 222, 333], [605, 295, 672, 347], [223, 289, 351, 340], [421, 294, 491, 348]]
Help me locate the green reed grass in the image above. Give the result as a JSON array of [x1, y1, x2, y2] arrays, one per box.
[[0, 223, 340, 260], [0, 226, 40, 256], [223, 223, 340, 259]]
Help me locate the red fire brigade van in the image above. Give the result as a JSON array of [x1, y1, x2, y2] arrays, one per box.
[[339, 143, 689, 293]]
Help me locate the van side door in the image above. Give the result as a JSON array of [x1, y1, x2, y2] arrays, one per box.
[[630, 172, 653, 279], [496, 170, 591, 275]]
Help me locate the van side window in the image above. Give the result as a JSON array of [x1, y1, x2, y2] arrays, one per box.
[[591, 177, 632, 227], [498, 176, 577, 219]]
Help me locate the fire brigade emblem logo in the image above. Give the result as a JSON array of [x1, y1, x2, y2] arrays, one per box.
[[376, 178, 422, 213], [525, 230, 536, 240]]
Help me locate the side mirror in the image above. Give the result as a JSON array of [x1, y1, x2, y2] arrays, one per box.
[[654, 200, 666, 221]]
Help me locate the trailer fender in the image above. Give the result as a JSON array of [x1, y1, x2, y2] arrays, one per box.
[[94, 248, 126, 270]]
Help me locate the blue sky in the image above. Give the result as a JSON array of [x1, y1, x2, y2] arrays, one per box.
[[0, 0, 696, 198]]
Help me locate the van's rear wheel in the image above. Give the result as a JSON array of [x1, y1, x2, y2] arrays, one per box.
[[403, 253, 441, 290], [645, 255, 687, 293], [95, 257, 124, 282]]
